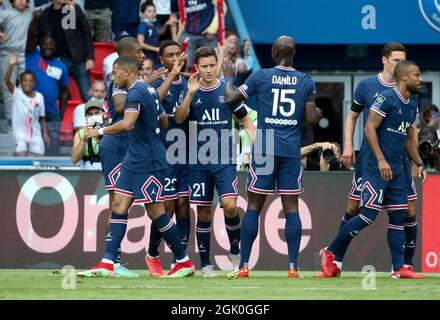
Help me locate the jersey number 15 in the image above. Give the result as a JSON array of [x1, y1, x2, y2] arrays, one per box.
[[271, 88, 296, 117]]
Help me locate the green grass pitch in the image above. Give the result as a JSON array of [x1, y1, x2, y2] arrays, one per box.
[[1, 269, 440, 300]]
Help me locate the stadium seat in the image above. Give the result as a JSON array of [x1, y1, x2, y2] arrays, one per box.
[[91, 42, 116, 79], [59, 100, 82, 145], [68, 76, 82, 102]]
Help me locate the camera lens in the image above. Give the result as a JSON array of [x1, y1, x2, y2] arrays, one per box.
[[419, 140, 433, 158], [322, 148, 335, 161]]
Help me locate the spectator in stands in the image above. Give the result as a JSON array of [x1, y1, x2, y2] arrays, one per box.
[[301, 142, 345, 171], [71, 99, 104, 169], [225, 30, 239, 45], [73, 80, 107, 131], [0, 0, 33, 132], [112, 0, 141, 38], [26, 9, 69, 156], [84, 0, 112, 42], [151, 0, 178, 41], [37, 0, 94, 102], [170, 0, 223, 69], [139, 56, 155, 79], [4, 52, 49, 156], [138, 1, 175, 64], [218, 39, 252, 86]]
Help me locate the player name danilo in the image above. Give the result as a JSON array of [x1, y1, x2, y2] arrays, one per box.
[[272, 75, 297, 85]]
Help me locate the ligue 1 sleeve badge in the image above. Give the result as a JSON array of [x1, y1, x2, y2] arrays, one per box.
[[419, 0, 440, 32]]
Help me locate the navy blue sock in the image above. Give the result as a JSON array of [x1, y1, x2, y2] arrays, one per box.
[[147, 223, 162, 257], [103, 213, 128, 262], [388, 210, 406, 271], [176, 217, 191, 251], [153, 213, 186, 261], [224, 214, 241, 255], [196, 220, 212, 268], [329, 208, 378, 262], [339, 212, 355, 231], [404, 215, 417, 266], [285, 212, 302, 270], [115, 248, 121, 264], [239, 209, 260, 268]]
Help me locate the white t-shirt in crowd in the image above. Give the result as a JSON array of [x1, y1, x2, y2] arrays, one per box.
[[153, 0, 171, 15], [103, 52, 119, 81], [73, 103, 86, 130], [11, 87, 45, 139]]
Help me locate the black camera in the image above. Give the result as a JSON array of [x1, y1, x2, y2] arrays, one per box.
[[322, 148, 336, 162], [419, 140, 439, 159]]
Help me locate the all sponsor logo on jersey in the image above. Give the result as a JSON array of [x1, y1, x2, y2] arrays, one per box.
[[387, 121, 412, 135]]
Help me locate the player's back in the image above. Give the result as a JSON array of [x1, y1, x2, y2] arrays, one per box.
[[100, 80, 129, 153], [123, 81, 168, 172], [364, 87, 419, 175], [239, 66, 316, 158]]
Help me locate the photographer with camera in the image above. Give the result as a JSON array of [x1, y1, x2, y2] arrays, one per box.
[[301, 141, 344, 171], [418, 123, 440, 171], [71, 99, 105, 169]]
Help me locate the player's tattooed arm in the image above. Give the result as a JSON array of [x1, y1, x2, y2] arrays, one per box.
[[365, 110, 392, 180], [85, 103, 139, 138], [175, 72, 199, 124], [406, 124, 427, 183], [341, 111, 361, 169], [222, 58, 246, 106]]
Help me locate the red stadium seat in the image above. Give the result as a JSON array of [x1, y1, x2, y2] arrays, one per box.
[[59, 100, 82, 143], [92, 42, 116, 78], [68, 76, 82, 102]]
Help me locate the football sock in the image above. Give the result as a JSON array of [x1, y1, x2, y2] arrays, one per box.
[[239, 209, 260, 268], [196, 219, 212, 268], [224, 214, 241, 255], [176, 217, 191, 251], [153, 213, 186, 261], [147, 222, 162, 258], [285, 212, 302, 270], [403, 215, 417, 266], [388, 210, 406, 271], [339, 211, 355, 231], [103, 212, 128, 262], [329, 208, 378, 262]]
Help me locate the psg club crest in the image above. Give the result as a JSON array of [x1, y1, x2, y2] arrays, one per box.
[[217, 95, 226, 103], [419, 0, 440, 32]]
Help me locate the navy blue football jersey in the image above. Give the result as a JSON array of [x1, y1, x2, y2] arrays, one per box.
[[239, 66, 316, 158], [122, 81, 168, 172], [188, 80, 247, 170], [100, 80, 129, 153], [153, 75, 188, 148], [171, 0, 214, 35], [364, 87, 419, 175]]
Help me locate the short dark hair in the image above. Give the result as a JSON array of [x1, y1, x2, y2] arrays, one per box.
[[19, 71, 35, 81], [194, 47, 217, 64], [393, 60, 418, 80], [159, 40, 181, 57], [141, 0, 155, 12], [381, 42, 407, 58], [116, 37, 139, 55], [10, 0, 30, 5], [114, 56, 139, 74]]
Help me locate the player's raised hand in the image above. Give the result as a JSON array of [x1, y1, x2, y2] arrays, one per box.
[[222, 58, 236, 79], [144, 67, 167, 84], [341, 145, 354, 169], [187, 72, 200, 94], [378, 158, 393, 181], [171, 52, 187, 76], [9, 53, 17, 66], [0, 32, 7, 43]]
